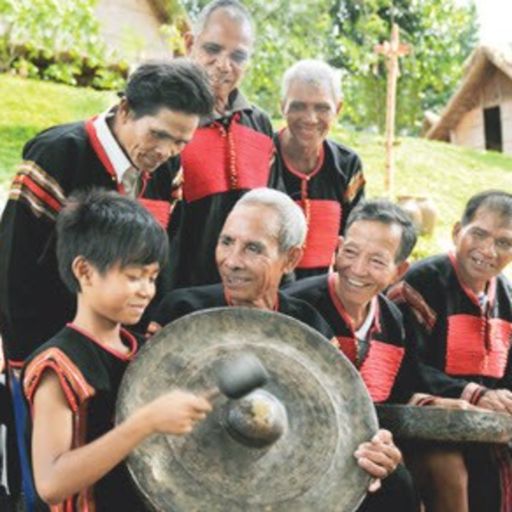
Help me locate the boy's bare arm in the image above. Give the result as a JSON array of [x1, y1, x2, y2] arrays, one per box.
[[32, 370, 211, 505]]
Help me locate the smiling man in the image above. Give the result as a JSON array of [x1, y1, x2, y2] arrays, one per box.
[[153, 190, 410, 511], [153, 188, 327, 331], [389, 190, 512, 511], [274, 60, 365, 279], [286, 199, 418, 406], [0, 59, 214, 366], [171, 0, 279, 288]]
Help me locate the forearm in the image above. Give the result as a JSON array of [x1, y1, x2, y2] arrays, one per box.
[[35, 408, 151, 504]]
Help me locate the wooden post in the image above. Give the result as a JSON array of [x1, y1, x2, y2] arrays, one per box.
[[374, 23, 410, 198]]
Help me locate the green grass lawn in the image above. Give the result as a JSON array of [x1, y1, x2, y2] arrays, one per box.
[[1, 72, 512, 268], [0, 74, 115, 184]]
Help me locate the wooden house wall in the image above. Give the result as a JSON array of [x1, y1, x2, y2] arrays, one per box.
[[452, 67, 512, 155], [95, 0, 170, 62]]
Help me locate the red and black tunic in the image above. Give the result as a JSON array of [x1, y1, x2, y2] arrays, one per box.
[[285, 273, 415, 403], [0, 119, 181, 365], [273, 133, 365, 279], [389, 253, 512, 512], [170, 91, 279, 288], [389, 253, 512, 400], [153, 283, 334, 341], [22, 325, 146, 511]]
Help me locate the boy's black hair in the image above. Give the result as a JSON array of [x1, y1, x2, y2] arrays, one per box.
[[346, 198, 417, 263], [461, 190, 512, 226], [56, 189, 169, 293], [124, 58, 214, 119]]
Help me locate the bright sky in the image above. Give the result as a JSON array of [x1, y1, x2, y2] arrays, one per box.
[[473, 0, 512, 45]]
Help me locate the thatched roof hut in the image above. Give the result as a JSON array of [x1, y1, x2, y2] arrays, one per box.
[[426, 45, 512, 155], [95, 0, 189, 62]]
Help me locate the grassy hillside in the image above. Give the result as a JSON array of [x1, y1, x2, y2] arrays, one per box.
[[0, 74, 115, 184], [1, 73, 512, 265]]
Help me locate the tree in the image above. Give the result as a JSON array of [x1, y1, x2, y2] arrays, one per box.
[[329, 0, 478, 133], [176, 0, 478, 132]]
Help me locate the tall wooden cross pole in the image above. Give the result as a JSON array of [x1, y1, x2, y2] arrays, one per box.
[[374, 23, 410, 198]]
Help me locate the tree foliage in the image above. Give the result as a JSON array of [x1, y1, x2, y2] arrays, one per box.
[[181, 0, 477, 133], [330, 0, 478, 133]]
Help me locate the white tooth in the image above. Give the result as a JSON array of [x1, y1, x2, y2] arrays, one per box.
[[347, 278, 365, 287]]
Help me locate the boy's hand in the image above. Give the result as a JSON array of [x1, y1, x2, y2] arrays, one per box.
[[142, 390, 213, 435], [354, 429, 401, 492]]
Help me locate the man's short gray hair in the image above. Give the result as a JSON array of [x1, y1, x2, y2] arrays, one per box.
[[236, 188, 307, 252], [192, 0, 254, 43], [281, 59, 342, 104]]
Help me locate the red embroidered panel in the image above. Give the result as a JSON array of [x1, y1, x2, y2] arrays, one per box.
[[335, 336, 357, 364], [298, 199, 341, 268], [137, 198, 171, 230], [446, 315, 512, 378], [360, 341, 404, 402], [181, 123, 273, 202]]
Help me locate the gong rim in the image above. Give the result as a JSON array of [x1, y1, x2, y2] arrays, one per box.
[[377, 404, 512, 444], [116, 307, 378, 512]]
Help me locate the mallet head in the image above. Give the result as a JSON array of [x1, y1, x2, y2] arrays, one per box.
[[217, 353, 269, 399]]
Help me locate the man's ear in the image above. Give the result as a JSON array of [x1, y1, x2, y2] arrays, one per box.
[[280, 99, 286, 116], [117, 98, 131, 124], [184, 32, 195, 55], [336, 236, 344, 253], [283, 246, 304, 274], [395, 260, 410, 282], [72, 256, 93, 287], [336, 100, 343, 116], [452, 221, 462, 244]]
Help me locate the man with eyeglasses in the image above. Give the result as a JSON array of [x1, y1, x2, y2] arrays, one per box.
[[171, 0, 279, 288], [274, 60, 365, 279], [389, 190, 512, 511]]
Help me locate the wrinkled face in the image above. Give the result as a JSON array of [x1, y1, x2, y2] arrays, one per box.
[[216, 204, 295, 306], [187, 9, 252, 106], [282, 80, 339, 150], [336, 220, 407, 314], [453, 206, 512, 292], [117, 104, 199, 172], [84, 261, 160, 326]]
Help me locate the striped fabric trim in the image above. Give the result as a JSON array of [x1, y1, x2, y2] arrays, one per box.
[[388, 281, 437, 332], [9, 160, 66, 221], [24, 348, 95, 412], [408, 393, 436, 406], [24, 348, 97, 511], [344, 169, 365, 203], [461, 382, 488, 405]]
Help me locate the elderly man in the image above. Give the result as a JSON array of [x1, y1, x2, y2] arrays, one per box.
[[171, 0, 279, 288], [0, 59, 213, 367], [153, 188, 407, 509], [274, 59, 365, 279], [389, 190, 512, 512], [286, 199, 419, 511], [286, 199, 418, 404]]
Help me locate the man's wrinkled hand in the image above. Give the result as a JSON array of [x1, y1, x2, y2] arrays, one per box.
[[354, 429, 402, 492], [477, 389, 512, 414]]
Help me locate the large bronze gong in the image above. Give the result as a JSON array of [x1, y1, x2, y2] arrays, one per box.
[[116, 308, 378, 511]]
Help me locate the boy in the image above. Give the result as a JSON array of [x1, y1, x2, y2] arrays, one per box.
[[22, 190, 211, 510]]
